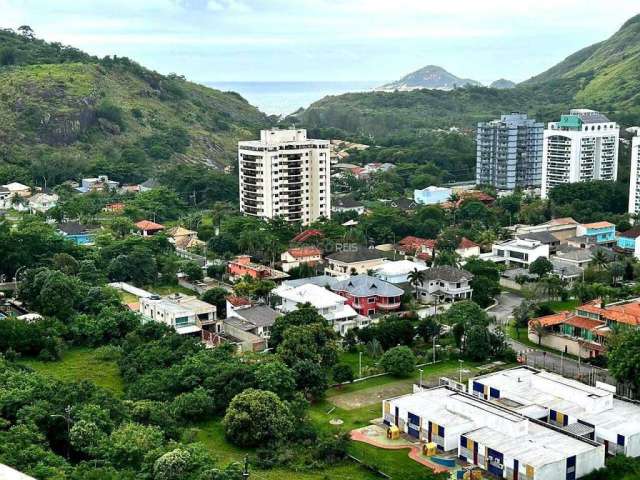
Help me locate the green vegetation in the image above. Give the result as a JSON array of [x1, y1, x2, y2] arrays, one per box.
[[19, 347, 124, 396], [0, 27, 269, 188]]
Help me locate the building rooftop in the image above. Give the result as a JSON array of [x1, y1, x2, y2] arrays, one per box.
[[325, 247, 386, 264], [495, 238, 544, 250], [619, 228, 640, 239], [581, 221, 615, 229], [540, 217, 579, 227], [518, 231, 560, 245], [273, 283, 347, 309], [331, 274, 403, 297], [374, 260, 427, 277], [232, 305, 280, 328], [135, 220, 165, 231], [286, 247, 322, 258], [283, 274, 344, 289], [423, 266, 474, 282]]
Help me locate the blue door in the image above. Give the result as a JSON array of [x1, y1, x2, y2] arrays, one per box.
[[566, 455, 576, 480], [408, 412, 420, 438], [487, 448, 504, 477]]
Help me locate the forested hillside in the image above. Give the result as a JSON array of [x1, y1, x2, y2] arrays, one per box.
[[0, 27, 270, 187]]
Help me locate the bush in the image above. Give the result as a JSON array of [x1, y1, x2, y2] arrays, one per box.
[[332, 363, 354, 384], [96, 101, 125, 129], [380, 346, 416, 377]]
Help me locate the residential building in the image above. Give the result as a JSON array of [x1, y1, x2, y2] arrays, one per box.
[[280, 246, 322, 273], [135, 220, 165, 237], [331, 195, 365, 215], [553, 245, 614, 269], [395, 236, 479, 263], [514, 217, 579, 243], [291, 228, 324, 244], [324, 247, 387, 277], [238, 128, 331, 225], [471, 366, 640, 457], [484, 238, 550, 268], [331, 274, 403, 316], [440, 190, 495, 210], [77, 175, 119, 193], [227, 255, 289, 281], [373, 260, 427, 284], [570, 222, 617, 248], [2, 182, 31, 197], [272, 283, 368, 335], [628, 128, 640, 215], [281, 274, 343, 289], [28, 192, 58, 213], [388, 197, 418, 213], [542, 109, 619, 198], [139, 294, 217, 335], [224, 303, 280, 351], [383, 386, 604, 479], [517, 231, 561, 254], [103, 202, 125, 213], [56, 222, 95, 245], [413, 186, 452, 205], [167, 226, 205, 250], [418, 266, 474, 303], [616, 227, 640, 257], [476, 113, 544, 190]]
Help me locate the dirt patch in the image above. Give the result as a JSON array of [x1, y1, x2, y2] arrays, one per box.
[[331, 380, 414, 410]]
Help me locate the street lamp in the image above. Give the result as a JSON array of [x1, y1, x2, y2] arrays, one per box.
[[432, 336, 436, 364]]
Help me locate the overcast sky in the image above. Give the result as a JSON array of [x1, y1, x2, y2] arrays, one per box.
[[2, 0, 639, 83]]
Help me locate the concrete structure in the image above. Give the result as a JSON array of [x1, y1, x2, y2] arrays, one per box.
[[514, 218, 580, 243], [373, 260, 427, 284], [77, 175, 119, 193], [384, 386, 604, 479], [227, 255, 289, 281], [238, 129, 331, 225], [542, 109, 619, 198], [324, 247, 387, 277], [471, 366, 640, 457], [572, 222, 616, 248], [224, 303, 280, 351], [28, 192, 58, 213], [517, 231, 561, 254], [476, 113, 544, 190], [485, 238, 550, 268], [56, 222, 96, 245], [417, 266, 474, 303], [395, 236, 479, 263], [331, 274, 403, 316], [140, 294, 217, 335], [280, 246, 322, 273], [616, 228, 640, 258], [528, 298, 640, 358], [413, 186, 452, 205], [628, 128, 640, 216], [272, 282, 369, 335]]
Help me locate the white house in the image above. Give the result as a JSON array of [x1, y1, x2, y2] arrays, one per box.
[[384, 386, 604, 479], [373, 260, 427, 284], [272, 282, 368, 335], [139, 294, 217, 335], [485, 238, 550, 268], [28, 192, 59, 213], [77, 175, 119, 194], [417, 266, 474, 303]]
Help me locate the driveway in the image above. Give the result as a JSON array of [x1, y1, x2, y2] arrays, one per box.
[[488, 291, 523, 326]]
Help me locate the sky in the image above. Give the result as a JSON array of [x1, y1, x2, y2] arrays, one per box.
[[1, 0, 639, 84]]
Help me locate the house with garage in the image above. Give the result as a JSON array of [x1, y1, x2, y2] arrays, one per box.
[[470, 366, 640, 458], [383, 386, 604, 479], [330, 274, 403, 316]]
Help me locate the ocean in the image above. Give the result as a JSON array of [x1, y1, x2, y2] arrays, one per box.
[[204, 80, 382, 116]]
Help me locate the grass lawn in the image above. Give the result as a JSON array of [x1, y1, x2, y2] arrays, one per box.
[[19, 347, 124, 396], [147, 283, 197, 296], [337, 351, 378, 377], [540, 299, 579, 312], [118, 291, 139, 304]]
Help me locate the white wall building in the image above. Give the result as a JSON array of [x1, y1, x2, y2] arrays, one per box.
[[384, 386, 604, 479], [628, 128, 640, 216], [139, 294, 217, 335], [471, 367, 640, 458], [272, 282, 369, 335], [373, 260, 427, 284], [541, 109, 619, 198], [485, 238, 550, 268], [238, 129, 331, 225]]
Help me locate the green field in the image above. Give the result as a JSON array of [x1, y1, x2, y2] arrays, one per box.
[[19, 347, 124, 396]]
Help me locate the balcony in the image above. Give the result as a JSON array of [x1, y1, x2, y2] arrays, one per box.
[[377, 300, 401, 310]]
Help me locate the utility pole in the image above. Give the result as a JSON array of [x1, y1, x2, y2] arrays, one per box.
[[359, 351, 362, 378], [419, 368, 423, 391], [432, 336, 436, 364]]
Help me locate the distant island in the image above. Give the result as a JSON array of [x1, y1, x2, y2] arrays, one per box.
[[376, 65, 481, 91]]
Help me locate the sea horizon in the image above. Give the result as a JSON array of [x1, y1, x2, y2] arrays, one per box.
[[204, 80, 384, 116]]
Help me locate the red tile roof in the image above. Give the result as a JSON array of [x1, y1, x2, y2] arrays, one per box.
[[226, 295, 251, 307], [564, 316, 604, 331], [287, 247, 322, 258], [533, 312, 572, 327], [458, 237, 478, 249], [582, 221, 615, 229], [135, 220, 165, 231], [292, 229, 324, 243]]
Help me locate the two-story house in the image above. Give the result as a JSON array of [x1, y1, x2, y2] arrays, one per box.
[[486, 238, 550, 268], [324, 247, 387, 277], [418, 266, 474, 304], [569, 222, 617, 248], [280, 247, 322, 273], [616, 228, 640, 259], [139, 294, 217, 335], [227, 255, 289, 281], [331, 275, 403, 316]]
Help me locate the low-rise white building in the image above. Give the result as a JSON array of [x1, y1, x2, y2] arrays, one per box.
[[413, 186, 452, 205], [417, 266, 474, 303], [28, 192, 59, 213], [384, 386, 604, 479], [139, 294, 217, 335], [470, 367, 640, 458], [373, 260, 427, 284], [272, 282, 368, 335], [485, 238, 550, 268]]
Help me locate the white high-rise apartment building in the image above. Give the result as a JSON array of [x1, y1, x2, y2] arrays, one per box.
[[628, 128, 640, 216], [541, 109, 619, 198], [238, 129, 331, 225]]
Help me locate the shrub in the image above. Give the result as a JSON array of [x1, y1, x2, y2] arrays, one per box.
[[380, 346, 416, 377]]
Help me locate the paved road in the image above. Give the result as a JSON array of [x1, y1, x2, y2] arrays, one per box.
[[489, 290, 618, 388]]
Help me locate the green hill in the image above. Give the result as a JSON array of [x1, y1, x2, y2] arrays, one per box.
[[296, 14, 640, 138], [0, 28, 269, 186]]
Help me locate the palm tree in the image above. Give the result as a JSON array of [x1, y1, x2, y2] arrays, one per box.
[[591, 249, 609, 271], [408, 268, 425, 299]]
